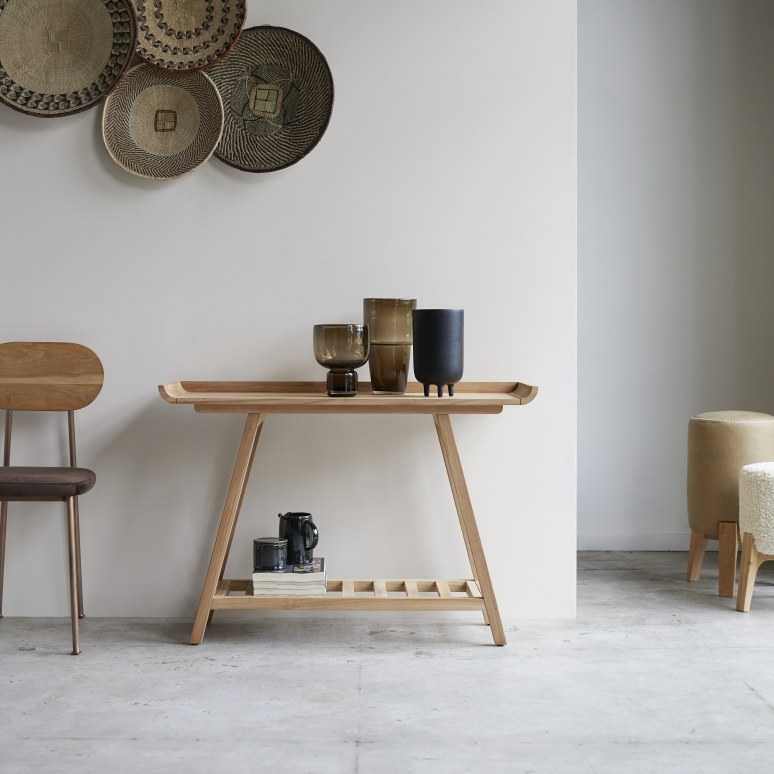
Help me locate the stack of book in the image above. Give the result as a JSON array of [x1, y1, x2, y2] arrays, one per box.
[[252, 557, 327, 597]]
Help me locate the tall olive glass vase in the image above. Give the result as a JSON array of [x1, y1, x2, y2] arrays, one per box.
[[363, 298, 416, 394]]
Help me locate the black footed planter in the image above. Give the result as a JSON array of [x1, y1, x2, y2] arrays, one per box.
[[412, 309, 464, 397]]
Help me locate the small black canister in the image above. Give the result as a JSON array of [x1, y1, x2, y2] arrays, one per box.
[[253, 537, 288, 572]]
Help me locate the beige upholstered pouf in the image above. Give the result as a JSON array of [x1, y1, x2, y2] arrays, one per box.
[[687, 411, 774, 596], [737, 462, 774, 611]]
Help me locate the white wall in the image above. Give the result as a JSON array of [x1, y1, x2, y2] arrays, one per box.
[[579, 0, 774, 548], [1, 2, 577, 618]]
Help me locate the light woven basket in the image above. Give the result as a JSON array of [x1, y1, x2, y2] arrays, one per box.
[[102, 63, 224, 179]]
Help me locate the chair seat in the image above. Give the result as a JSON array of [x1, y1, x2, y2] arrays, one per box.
[[0, 466, 96, 498]]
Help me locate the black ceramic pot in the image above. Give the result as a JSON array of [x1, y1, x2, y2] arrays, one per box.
[[253, 537, 288, 572], [412, 309, 464, 397]]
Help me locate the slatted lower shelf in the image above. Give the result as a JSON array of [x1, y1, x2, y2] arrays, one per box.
[[211, 579, 486, 611]]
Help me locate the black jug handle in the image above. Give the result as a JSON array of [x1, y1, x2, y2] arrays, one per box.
[[304, 520, 319, 550]]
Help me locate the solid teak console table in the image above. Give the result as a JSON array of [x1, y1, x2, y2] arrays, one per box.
[[158, 381, 538, 646]]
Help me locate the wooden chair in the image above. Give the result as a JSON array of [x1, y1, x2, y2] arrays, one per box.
[[0, 342, 103, 654]]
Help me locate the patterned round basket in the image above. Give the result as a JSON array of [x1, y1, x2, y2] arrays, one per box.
[[0, 0, 136, 117], [131, 0, 245, 71], [206, 26, 334, 173], [102, 63, 224, 179]]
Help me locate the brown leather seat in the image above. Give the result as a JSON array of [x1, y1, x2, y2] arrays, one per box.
[[0, 467, 96, 499]]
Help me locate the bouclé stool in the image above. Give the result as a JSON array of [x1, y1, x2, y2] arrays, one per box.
[[737, 462, 774, 611]]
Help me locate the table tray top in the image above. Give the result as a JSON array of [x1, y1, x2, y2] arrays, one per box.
[[158, 381, 537, 415]]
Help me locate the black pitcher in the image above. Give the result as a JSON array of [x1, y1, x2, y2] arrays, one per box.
[[278, 512, 319, 565]]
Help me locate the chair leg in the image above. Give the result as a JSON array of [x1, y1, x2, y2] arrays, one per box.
[[0, 501, 6, 618], [737, 532, 761, 612], [686, 531, 708, 582], [66, 497, 80, 655], [73, 497, 84, 618], [718, 521, 739, 598]]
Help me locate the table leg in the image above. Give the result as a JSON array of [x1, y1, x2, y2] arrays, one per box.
[[434, 414, 506, 646], [190, 413, 264, 645]]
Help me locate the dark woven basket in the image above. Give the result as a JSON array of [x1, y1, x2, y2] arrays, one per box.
[[206, 25, 334, 173], [131, 0, 246, 71]]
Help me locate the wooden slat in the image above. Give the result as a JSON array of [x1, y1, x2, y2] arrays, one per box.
[[465, 580, 482, 599], [373, 580, 387, 598], [320, 579, 472, 590], [405, 581, 420, 598], [223, 579, 250, 593], [342, 580, 355, 598], [436, 581, 452, 598]]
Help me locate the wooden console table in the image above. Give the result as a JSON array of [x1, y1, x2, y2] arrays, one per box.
[[158, 381, 537, 646]]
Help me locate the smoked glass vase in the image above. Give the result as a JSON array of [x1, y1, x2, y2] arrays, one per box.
[[313, 324, 370, 397]]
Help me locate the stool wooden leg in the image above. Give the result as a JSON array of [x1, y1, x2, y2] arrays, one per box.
[[686, 531, 708, 581], [737, 532, 760, 612], [736, 533, 774, 612], [718, 521, 738, 598]]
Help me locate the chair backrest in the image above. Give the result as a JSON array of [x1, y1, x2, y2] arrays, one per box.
[[0, 342, 104, 412]]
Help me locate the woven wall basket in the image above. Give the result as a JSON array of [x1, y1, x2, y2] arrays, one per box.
[[0, 0, 136, 117], [206, 26, 334, 173], [102, 63, 224, 179], [131, 0, 245, 70]]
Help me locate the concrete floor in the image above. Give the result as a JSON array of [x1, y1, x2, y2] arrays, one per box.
[[3, 551, 774, 773]]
